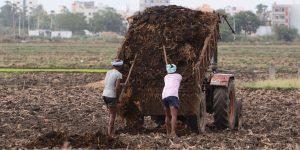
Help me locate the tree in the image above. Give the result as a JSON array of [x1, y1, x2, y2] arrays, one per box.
[[234, 11, 260, 35], [220, 22, 235, 42], [256, 4, 268, 25], [256, 4, 268, 16], [215, 9, 235, 42], [0, 2, 16, 27], [55, 12, 87, 34], [216, 9, 226, 15], [0, 2, 22, 35], [273, 26, 298, 42], [30, 5, 50, 29], [89, 7, 126, 34]]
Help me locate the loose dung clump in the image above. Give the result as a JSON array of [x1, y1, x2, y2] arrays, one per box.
[[26, 130, 126, 149], [117, 5, 220, 123]]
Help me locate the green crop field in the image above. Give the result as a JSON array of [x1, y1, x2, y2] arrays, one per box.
[[0, 68, 108, 73], [240, 79, 300, 89], [218, 44, 300, 73], [0, 41, 299, 73], [0, 41, 118, 69]]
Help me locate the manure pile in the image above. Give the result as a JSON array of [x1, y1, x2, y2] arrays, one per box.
[[117, 5, 220, 119]]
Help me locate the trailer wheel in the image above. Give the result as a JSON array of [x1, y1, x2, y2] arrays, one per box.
[[213, 81, 236, 129], [187, 93, 206, 133], [197, 93, 206, 133]]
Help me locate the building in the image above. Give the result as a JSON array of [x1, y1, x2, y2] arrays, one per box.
[[196, 4, 214, 12], [28, 30, 51, 37], [72, 1, 102, 20], [224, 6, 244, 16], [117, 4, 136, 19], [9, 0, 38, 13], [29, 30, 72, 38], [56, 5, 69, 14], [139, 0, 170, 11], [256, 26, 273, 36], [289, 4, 300, 32], [51, 31, 72, 38], [271, 4, 291, 28], [271, 3, 300, 32]]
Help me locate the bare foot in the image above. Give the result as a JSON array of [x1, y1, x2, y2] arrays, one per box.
[[108, 135, 116, 141], [170, 133, 178, 139]]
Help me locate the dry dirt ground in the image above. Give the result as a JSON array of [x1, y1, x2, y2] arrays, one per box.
[[0, 73, 299, 149]]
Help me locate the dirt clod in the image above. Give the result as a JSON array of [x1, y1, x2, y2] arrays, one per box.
[[26, 130, 126, 149]]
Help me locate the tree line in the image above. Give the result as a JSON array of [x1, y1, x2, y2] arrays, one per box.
[[218, 4, 299, 42], [0, 1, 127, 36], [0, 2, 298, 41]]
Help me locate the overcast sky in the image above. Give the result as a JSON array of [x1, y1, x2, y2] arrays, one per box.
[[0, 0, 299, 12]]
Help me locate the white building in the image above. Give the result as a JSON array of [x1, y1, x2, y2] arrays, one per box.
[[72, 1, 103, 20], [256, 26, 273, 36], [29, 30, 72, 38], [51, 31, 72, 38], [139, 0, 170, 11], [56, 5, 69, 14], [28, 30, 40, 36], [28, 30, 51, 37]]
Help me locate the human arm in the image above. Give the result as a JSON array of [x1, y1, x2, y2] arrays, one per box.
[[116, 71, 123, 98], [116, 79, 122, 98], [178, 74, 183, 83]]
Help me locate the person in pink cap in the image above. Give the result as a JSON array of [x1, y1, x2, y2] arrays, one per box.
[[162, 64, 182, 138]]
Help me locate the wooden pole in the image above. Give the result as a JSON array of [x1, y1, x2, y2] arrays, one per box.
[[163, 45, 168, 65], [297, 63, 300, 78], [269, 64, 276, 80], [124, 54, 137, 85], [119, 54, 138, 100]]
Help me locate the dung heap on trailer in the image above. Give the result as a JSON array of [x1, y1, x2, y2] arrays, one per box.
[[117, 5, 220, 125]]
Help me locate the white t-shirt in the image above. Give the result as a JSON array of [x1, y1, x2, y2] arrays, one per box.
[[162, 73, 182, 99], [102, 69, 123, 98]]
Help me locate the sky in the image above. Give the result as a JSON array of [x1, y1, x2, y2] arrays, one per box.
[[0, 0, 299, 12]]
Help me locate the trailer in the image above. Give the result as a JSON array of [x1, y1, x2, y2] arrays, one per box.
[[117, 5, 242, 133]]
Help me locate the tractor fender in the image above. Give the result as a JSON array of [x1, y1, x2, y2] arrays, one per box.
[[210, 73, 234, 87]]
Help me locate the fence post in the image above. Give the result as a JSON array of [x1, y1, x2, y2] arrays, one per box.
[[298, 63, 300, 78], [269, 64, 276, 80]]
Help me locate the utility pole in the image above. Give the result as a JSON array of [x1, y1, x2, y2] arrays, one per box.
[[28, 7, 32, 35], [28, 12, 30, 33], [233, 16, 236, 40], [18, 10, 21, 36], [12, 3, 16, 39], [37, 15, 40, 29], [23, 0, 26, 36], [50, 10, 55, 30]]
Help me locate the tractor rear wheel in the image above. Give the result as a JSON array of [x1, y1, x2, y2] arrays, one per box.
[[213, 81, 236, 129]]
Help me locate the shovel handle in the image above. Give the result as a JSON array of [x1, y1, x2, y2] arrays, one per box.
[[163, 45, 168, 65], [119, 54, 137, 100], [124, 54, 137, 85]]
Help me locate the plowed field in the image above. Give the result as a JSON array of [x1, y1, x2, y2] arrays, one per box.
[[0, 73, 299, 149]]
